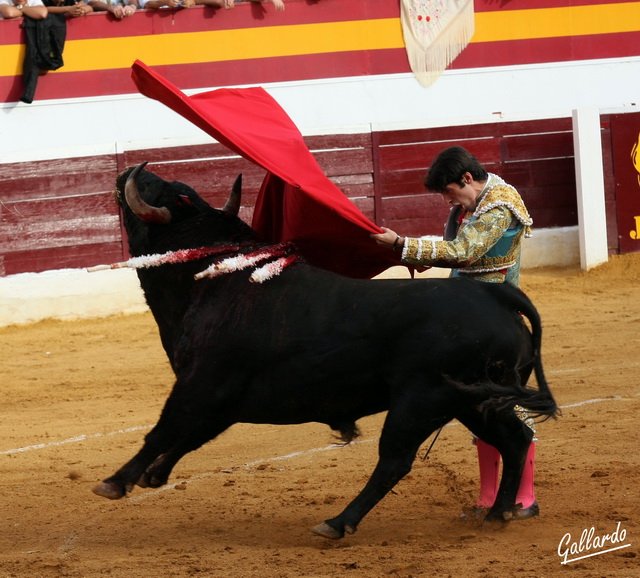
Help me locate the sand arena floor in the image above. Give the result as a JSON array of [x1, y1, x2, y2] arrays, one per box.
[[1, 253, 639, 577]]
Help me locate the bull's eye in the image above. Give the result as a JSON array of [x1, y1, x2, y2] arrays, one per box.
[[176, 194, 194, 207]]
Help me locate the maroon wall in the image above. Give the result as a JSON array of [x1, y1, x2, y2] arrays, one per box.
[[608, 112, 640, 254]]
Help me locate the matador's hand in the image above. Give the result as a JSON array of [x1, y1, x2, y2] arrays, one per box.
[[371, 227, 404, 252]]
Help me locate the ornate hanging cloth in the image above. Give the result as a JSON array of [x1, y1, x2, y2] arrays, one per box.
[[400, 0, 475, 87]]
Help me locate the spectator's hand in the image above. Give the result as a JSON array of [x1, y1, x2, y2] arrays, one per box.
[[123, 3, 136, 15], [270, 0, 284, 10], [181, 0, 195, 7], [68, 2, 88, 16], [223, 0, 234, 8], [110, 4, 126, 17]]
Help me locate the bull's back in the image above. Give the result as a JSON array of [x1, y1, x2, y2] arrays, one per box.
[[183, 267, 528, 375]]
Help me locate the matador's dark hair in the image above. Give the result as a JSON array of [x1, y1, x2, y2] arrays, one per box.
[[424, 146, 488, 193]]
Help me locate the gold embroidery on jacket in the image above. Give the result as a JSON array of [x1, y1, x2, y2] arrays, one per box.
[[401, 176, 532, 279]]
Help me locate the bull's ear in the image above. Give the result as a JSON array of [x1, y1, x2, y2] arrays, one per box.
[[222, 174, 242, 216]]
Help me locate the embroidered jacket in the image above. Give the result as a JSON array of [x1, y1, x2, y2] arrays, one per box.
[[401, 174, 532, 286]]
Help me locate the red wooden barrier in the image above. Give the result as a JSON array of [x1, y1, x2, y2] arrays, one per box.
[[0, 116, 629, 277]]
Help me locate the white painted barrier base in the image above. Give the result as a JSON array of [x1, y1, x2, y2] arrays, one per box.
[[0, 268, 147, 327], [0, 226, 580, 327]]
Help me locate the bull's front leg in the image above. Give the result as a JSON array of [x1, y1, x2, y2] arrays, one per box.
[[92, 389, 201, 499], [137, 418, 232, 489], [93, 376, 235, 499], [93, 438, 165, 499]]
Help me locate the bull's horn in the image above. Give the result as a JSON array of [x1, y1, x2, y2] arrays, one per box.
[[222, 174, 242, 216], [124, 162, 172, 224]]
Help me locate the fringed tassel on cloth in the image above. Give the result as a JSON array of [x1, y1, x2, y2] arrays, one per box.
[[401, 0, 475, 88]]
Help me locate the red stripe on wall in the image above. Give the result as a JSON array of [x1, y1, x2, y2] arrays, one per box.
[[452, 30, 640, 70], [0, 48, 410, 103], [0, 0, 401, 43]]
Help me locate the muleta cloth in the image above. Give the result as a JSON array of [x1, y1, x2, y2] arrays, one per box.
[[400, 0, 475, 87], [130, 60, 402, 280]]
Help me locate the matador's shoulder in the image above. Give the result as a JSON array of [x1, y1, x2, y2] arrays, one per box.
[[475, 180, 532, 237]]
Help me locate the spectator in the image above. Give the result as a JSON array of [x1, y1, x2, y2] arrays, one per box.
[[138, 0, 217, 9], [245, 0, 284, 10], [18, 0, 91, 103], [138, 0, 284, 10], [42, 0, 93, 17], [0, 0, 47, 19], [88, 0, 138, 18], [138, 0, 188, 9]]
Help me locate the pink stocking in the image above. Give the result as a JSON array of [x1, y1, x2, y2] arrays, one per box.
[[515, 442, 536, 509], [475, 439, 501, 507]]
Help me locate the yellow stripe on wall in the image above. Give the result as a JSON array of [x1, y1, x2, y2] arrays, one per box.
[[0, 18, 402, 76], [473, 2, 640, 43], [1, 3, 638, 77], [64, 18, 403, 72]]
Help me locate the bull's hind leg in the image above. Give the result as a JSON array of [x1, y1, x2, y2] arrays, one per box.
[[312, 391, 453, 539], [457, 409, 533, 523]]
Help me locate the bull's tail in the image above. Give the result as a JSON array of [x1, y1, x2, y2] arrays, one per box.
[[469, 373, 559, 423], [493, 283, 560, 421]]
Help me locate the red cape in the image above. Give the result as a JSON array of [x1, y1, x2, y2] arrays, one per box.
[[131, 60, 401, 279]]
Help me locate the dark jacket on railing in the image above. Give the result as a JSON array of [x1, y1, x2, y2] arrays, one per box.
[[20, 15, 65, 104]]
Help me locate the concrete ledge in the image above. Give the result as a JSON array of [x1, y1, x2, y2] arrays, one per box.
[[521, 226, 580, 269], [0, 226, 580, 327], [0, 268, 147, 327]]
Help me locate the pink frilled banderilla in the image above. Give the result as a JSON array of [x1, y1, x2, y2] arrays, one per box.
[[88, 241, 298, 284]]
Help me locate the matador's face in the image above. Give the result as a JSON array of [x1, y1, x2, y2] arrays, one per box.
[[440, 172, 483, 213]]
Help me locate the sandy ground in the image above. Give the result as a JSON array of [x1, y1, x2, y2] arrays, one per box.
[[1, 253, 639, 577]]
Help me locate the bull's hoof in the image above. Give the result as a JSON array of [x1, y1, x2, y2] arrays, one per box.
[[311, 522, 343, 540], [459, 506, 489, 521], [136, 473, 165, 489], [136, 475, 150, 489], [137, 455, 170, 489], [311, 521, 357, 539], [483, 509, 509, 527], [138, 472, 168, 489], [512, 501, 540, 520], [92, 481, 126, 500]]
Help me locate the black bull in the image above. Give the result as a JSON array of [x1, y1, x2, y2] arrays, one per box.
[[93, 164, 558, 539]]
